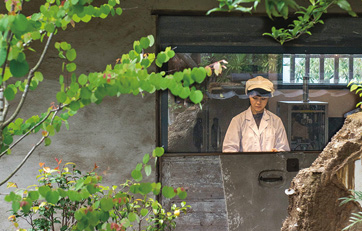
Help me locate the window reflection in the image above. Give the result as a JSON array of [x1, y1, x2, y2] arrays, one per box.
[[164, 53, 358, 153]]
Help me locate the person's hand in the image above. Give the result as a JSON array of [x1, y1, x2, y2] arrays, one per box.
[[271, 148, 278, 152]]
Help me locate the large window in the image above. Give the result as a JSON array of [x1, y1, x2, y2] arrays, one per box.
[[161, 53, 355, 153], [157, 15, 362, 154]]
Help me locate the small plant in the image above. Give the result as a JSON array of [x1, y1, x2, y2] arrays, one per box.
[[5, 147, 190, 231], [348, 81, 362, 108], [340, 190, 362, 230]]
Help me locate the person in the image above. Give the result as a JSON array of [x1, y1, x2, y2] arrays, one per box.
[[222, 76, 290, 152]]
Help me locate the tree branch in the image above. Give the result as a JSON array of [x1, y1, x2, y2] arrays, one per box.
[[0, 107, 60, 186], [2, 31, 54, 129], [0, 104, 65, 159]]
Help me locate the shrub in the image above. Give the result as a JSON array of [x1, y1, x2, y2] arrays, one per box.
[[5, 147, 189, 231]]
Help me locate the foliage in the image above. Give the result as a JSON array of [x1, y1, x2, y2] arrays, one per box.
[[348, 80, 362, 108], [339, 190, 362, 230], [5, 148, 190, 231], [200, 53, 269, 80], [208, 0, 356, 44], [0, 0, 225, 186]]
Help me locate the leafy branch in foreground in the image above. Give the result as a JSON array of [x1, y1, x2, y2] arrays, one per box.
[[208, 0, 356, 44]]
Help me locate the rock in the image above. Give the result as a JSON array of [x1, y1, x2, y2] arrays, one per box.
[[282, 112, 362, 231], [168, 105, 201, 152]]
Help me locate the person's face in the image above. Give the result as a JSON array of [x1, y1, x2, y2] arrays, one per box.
[[249, 95, 269, 114]]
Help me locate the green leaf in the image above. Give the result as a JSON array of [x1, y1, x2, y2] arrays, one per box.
[[130, 184, 140, 194], [46, 124, 55, 136], [5, 192, 15, 202], [156, 53, 166, 65], [59, 75, 64, 84], [166, 49, 175, 59], [3, 134, 13, 145], [60, 42, 70, 51], [12, 201, 20, 213], [21, 199, 32, 213], [81, 14, 92, 23], [179, 87, 191, 99], [33, 72, 44, 83], [56, 91, 67, 103], [140, 58, 150, 68], [80, 188, 90, 200], [147, 35, 154, 47], [75, 178, 85, 191], [28, 191, 39, 201], [58, 188, 67, 198], [30, 80, 38, 91], [46, 190, 60, 204], [68, 190, 81, 202], [336, 0, 355, 15], [178, 191, 187, 200], [145, 165, 151, 176], [121, 218, 130, 228], [135, 163, 143, 171], [152, 147, 164, 157], [44, 137, 51, 146], [143, 153, 150, 164], [38, 186, 51, 197], [0, 48, 6, 66], [80, 88, 92, 99], [66, 63, 77, 72], [10, 60, 29, 77], [128, 212, 137, 222], [13, 14, 29, 32], [4, 87, 15, 101], [133, 41, 142, 54], [74, 211, 83, 221], [86, 184, 98, 194], [100, 197, 113, 212], [116, 7, 123, 15], [66, 49, 77, 62], [78, 74, 88, 85], [162, 186, 176, 199], [140, 37, 150, 49], [69, 101, 80, 111], [206, 8, 224, 15], [141, 208, 148, 217], [190, 90, 203, 104], [350, 84, 358, 92], [139, 182, 152, 195], [131, 169, 142, 182], [31, 31, 41, 40], [100, 211, 110, 222], [191, 67, 206, 83]]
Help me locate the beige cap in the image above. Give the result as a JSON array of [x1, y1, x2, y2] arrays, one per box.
[[245, 76, 274, 96]]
